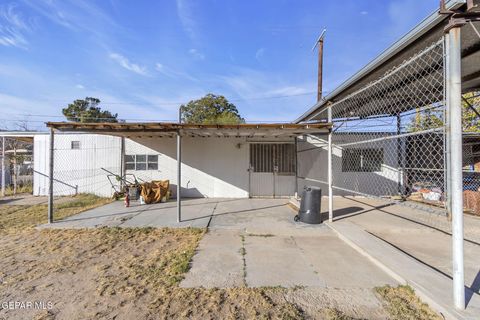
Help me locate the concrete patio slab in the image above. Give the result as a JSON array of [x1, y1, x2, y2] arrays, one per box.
[[328, 219, 480, 320]]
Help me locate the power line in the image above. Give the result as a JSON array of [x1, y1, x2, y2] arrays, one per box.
[[31, 91, 322, 106]]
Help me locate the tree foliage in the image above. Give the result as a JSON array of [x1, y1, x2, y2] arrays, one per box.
[[62, 97, 118, 123], [407, 92, 480, 132], [180, 94, 245, 124]]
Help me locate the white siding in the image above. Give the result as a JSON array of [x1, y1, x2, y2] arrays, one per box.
[[34, 134, 122, 197]]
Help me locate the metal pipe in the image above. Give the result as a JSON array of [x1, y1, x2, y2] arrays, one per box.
[[327, 105, 333, 222], [396, 114, 402, 196], [445, 33, 453, 218], [1, 136, 5, 197], [48, 128, 54, 224], [448, 26, 465, 310], [294, 137, 299, 197], [120, 137, 126, 190], [177, 107, 182, 223]]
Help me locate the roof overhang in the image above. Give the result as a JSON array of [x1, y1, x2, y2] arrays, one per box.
[[46, 122, 332, 138], [295, 0, 480, 123]]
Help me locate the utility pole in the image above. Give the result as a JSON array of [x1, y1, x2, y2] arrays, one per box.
[[312, 29, 327, 102]]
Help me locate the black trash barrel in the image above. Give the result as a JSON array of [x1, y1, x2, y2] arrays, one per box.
[[295, 186, 322, 224]]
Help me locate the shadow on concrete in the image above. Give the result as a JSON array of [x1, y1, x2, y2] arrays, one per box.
[[53, 198, 279, 224], [467, 270, 480, 306], [180, 204, 287, 222], [345, 197, 480, 246], [370, 230, 480, 306]]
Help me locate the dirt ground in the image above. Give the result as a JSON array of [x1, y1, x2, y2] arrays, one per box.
[[0, 195, 441, 320]]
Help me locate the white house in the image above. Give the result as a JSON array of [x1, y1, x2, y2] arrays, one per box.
[[34, 122, 331, 199]]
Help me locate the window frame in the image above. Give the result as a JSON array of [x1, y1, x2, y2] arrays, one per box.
[[342, 148, 384, 172], [124, 154, 159, 171], [71, 141, 81, 150]]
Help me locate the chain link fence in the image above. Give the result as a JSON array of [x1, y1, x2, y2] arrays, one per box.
[[31, 134, 123, 216], [328, 39, 447, 213], [298, 37, 480, 217], [0, 136, 34, 196]]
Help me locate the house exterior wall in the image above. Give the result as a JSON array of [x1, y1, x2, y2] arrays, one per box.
[[125, 137, 250, 198], [34, 133, 255, 198], [297, 133, 401, 197], [34, 134, 122, 197]]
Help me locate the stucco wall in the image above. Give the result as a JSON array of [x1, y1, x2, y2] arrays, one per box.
[[126, 137, 250, 198], [297, 133, 401, 197]]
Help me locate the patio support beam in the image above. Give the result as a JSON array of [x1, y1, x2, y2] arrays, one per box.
[[48, 128, 54, 224], [1, 136, 5, 197], [327, 104, 333, 222], [447, 26, 465, 310], [177, 129, 182, 223]]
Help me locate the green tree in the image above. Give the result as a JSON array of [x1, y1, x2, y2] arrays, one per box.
[[62, 97, 118, 123], [462, 92, 480, 133], [407, 93, 480, 132], [180, 94, 245, 124]]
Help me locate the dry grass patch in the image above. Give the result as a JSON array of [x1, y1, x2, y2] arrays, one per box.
[[0, 193, 112, 231], [0, 227, 312, 320], [375, 285, 441, 320]]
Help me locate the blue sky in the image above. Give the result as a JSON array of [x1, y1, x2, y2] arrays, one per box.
[[0, 0, 440, 130]]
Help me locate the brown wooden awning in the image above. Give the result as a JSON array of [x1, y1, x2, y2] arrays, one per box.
[[46, 122, 331, 138]]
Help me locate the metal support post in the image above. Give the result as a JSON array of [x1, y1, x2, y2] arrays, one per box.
[[328, 105, 333, 222], [445, 33, 453, 219], [294, 137, 299, 197], [1, 136, 5, 197], [48, 129, 54, 224], [177, 107, 182, 223], [448, 26, 465, 310], [396, 114, 403, 196]]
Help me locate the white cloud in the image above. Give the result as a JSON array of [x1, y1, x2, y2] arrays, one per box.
[[0, 4, 32, 49], [255, 48, 265, 60], [176, 0, 197, 40], [360, 11, 368, 15], [188, 48, 205, 60], [155, 63, 197, 81], [75, 84, 85, 89], [109, 53, 147, 75]]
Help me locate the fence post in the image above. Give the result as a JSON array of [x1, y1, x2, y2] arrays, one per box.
[[1, 136, 5, 197], [445, 33, 453, 219], [48, 129, 54, 224], [328, 104, 333, 222], [448, 26, 465, 310]]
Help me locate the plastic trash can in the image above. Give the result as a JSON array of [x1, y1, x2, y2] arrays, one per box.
[[295, 186, 322, 224]]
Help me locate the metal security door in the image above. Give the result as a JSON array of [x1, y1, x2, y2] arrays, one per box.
[[249, 143, 296, 197]]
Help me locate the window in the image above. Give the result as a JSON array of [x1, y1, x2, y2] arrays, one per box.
[[124, 154, 158, 171], [71, 141, 80, 149], [125, 155, 135, 170], [147, 155, 158, 170], [342, 148, 383, 172]]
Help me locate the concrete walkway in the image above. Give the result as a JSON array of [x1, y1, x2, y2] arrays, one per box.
[[178, 199, 397, 291], [43, 198, 398, 293], [328, 196, 480, 320]]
